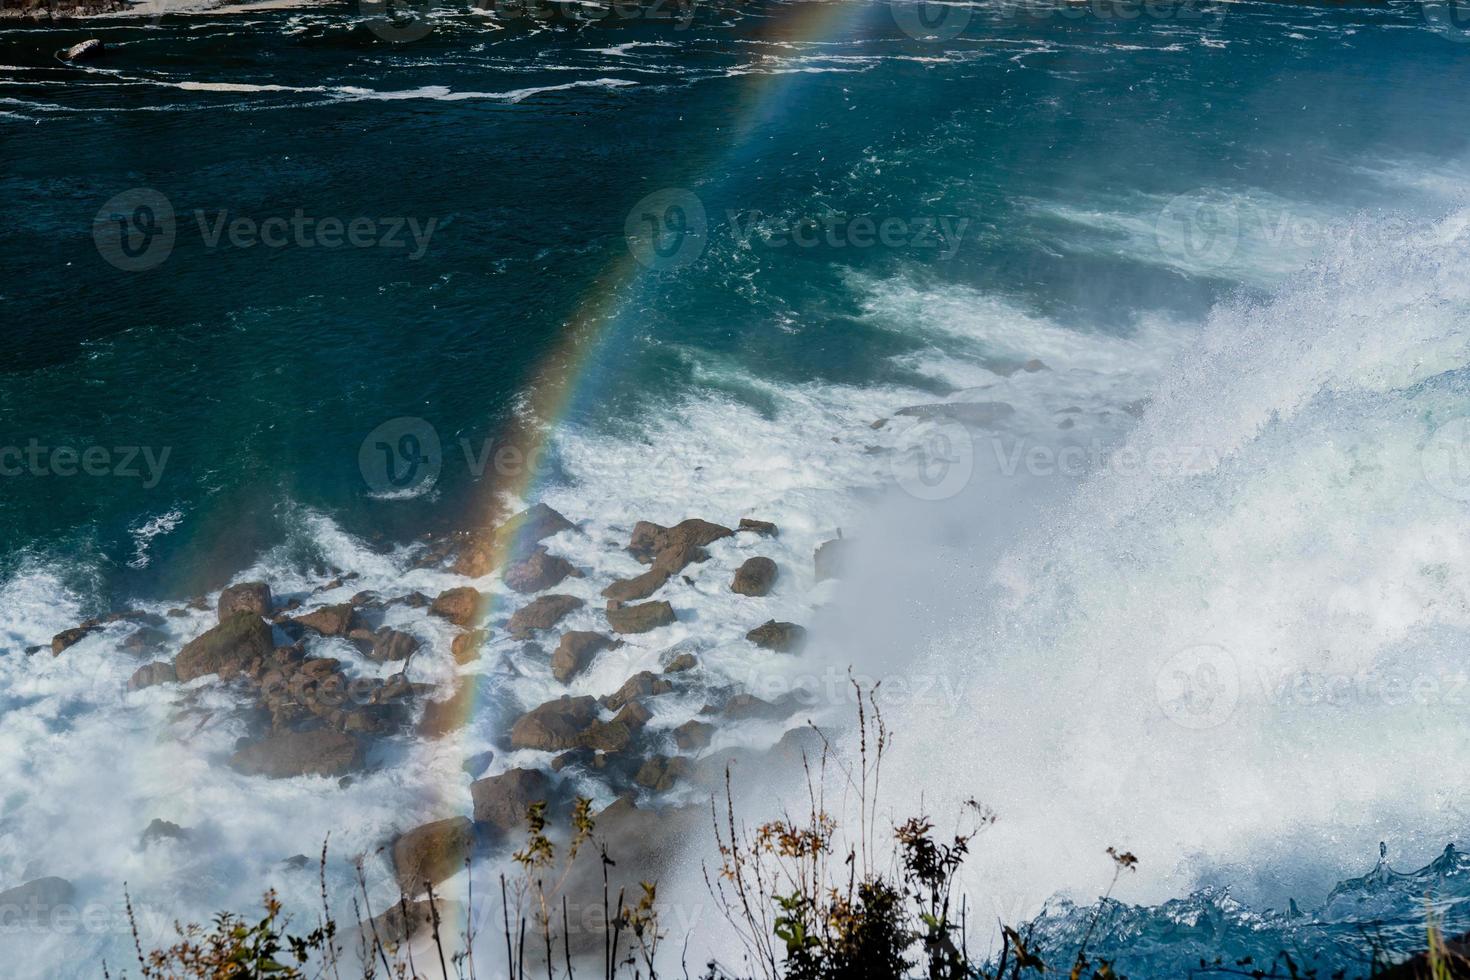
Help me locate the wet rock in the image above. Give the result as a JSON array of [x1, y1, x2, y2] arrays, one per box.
[[392, 817, 473, 897], [128, 661, 177, 691], [507, 594, 583, 638], [455, 503, 575, 577], [139, 818, 191, 848], [814, 538, 850, 582], [293, 604, 360, 638], [634, 755, 694, 793], [391, 591, 432, 610], [712, 693, 796, 722], [606, 600, 675, 635], [601, 671, 673, 711], [745, 620, 807, 653], [50, 625, 100, 656], [738, 518, 778, 536], [470, 768, 549, 835], [509, 695, 599, 751], [218, 582, 272, 623], [229, 729, 362, 779], [650, 541, 710, 575], [176, 612, 274, 682], [894, 401, 1015, 428], [627, 519, 732, 565], [673, 720, 714, 751], [662, 652, 698, 674], [419, 680, 474, 738], [350, 590, 382, 609], [462, 750, 495, 779], [731, 557, 778, 597], [452, 629, 488, 664], [122, 627, 170, 655], [429, 587, 482, 627], [600, 566, 672, 602], [580, 702, 650, 753], [504, 548, 579, 595], [368, 629, 419, 663], [0, 877, 75, 925], [62, 39, 104, 62], [551, 631, 616, 684]]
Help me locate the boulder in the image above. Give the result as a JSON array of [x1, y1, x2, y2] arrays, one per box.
[[419, 680, 474, 738], [579, 702, 650, 753], [62, 39, 104, 62], [470, 768, 549, 835], [0, 877, 75, 925], [455, 503, 575, 577], [814, 538, 850, 582], [601, 671, 673, 711], [229, 730, 362, 779], [650, 541, 710, 575], [745, 620, 807, 653], [293, 604, 359, 637], [122, 627, 169, 655], [551, 631, 616, 684], [462, 750, 495, 779], [627, 519, 732, 565], [634, 755, 694, 793], [600, 566, 671, 602], [673, 720, 714, 751], [50, 625, 100, 656], [719, 693, 795, 722], [452, 629, 488, 664], [139, 818, 191, 848], [368, 629, 419, 663], [392, 817, 474, 897], [738, 518, 778, 536], [731, 557, 778, 597], [503, 548, 578, 595], [507, 594, 584, 638], [176, 612, 274, 682], [606, 601, 675, 635], [509, 695, 599, 751], [218, 582, 272, 623], [662, 652, 698, 674], [127, 661, 177, 691], [391, 591, 432, 610], [429, 587, 482, 627]]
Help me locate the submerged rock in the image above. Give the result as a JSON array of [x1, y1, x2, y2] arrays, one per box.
[[128, 661, 177, 691], [218, 582, 272, 623], [392, 817, 474, 897], [176, 612, 273, 682], [672, 719, 714, 751], [452, 629, 488, 664], [606, 600, 675, 635], [634, 754, 694, 793], [368, 628, 419, 663], [122, 627, 169, 655], [731, 557, 778, 596], [814, 538, 849, 582], [229, 730, 362, 779], [507, 594, 583, 638], [551, 631, 616, 684]]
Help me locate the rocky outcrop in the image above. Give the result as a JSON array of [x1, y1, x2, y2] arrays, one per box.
[[454, 503, 575, 577], [452, 629, 488, 664], [218, 582, 272, 623], [580, 702, 651, 753], [229, 730, 362, 779], [606, 600, 675, 635], [470, 768, 549, 835], [731, 557, 778, 596], [738, 518, 778, 536], [128, 661, 177, 691], [672, 720, 713, 751], [634, 755, 693, 793], [139, 818, 191, 848], [62, 39, 105, 61], [509, 695, 600, 751], [419, 680, 473, 738], [551, 631, 616, 684], [176, 612, 274, 682], [663, 652, 698, 674], [627, 519, 732, 565], [507, 594, 583, 638], [292, 603, 360, 638], [504, 548, 579, 594], [393, 817, 474, 896], [50, 625, 100, 655], [601, 671, 672, 711], [600, 566, 672, 602], [745, 620, 807, 653], [814, 538, 849, 582], [429, 587, 481, 627], [368, 629, 419, 663]]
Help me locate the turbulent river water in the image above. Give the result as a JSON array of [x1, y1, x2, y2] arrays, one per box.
[[4, 0, 1470, 975]]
